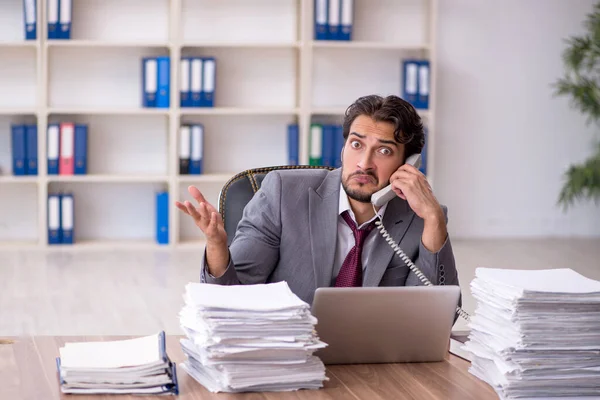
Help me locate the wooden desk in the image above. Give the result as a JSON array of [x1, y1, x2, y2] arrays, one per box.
[[0, 336, 498, 400]]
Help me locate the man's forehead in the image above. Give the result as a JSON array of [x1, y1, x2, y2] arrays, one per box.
[[351, 117, 395, 133]]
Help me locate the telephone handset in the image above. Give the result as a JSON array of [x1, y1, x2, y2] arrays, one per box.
[[371, 153, 422, 207], [370, 153, 471, 321]]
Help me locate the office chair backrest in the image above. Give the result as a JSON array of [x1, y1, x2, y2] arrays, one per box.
[[218, 165, 335, 245]]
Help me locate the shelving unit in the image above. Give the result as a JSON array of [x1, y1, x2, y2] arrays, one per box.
[[0, 0, 437, 250]]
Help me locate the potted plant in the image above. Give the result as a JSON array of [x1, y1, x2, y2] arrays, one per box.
[[554, 3, 600, 209]]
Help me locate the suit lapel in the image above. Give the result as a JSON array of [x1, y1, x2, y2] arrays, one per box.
[[363, 197, 415, 287], [309, 169, 341, 289]]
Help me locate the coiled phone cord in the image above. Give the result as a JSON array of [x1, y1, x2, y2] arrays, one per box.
[[373, 206, 471, 322]]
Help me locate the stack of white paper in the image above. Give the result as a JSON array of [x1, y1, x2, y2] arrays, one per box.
[[56, 332, 178, 395], [463, 268, 600, 400], [178, 281, 328, 393]]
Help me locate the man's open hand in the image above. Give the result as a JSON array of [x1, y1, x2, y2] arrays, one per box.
[[175, 186, 227, 246]]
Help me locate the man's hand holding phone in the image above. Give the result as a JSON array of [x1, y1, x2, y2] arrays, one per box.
[[389, 164, 447, 253], [389, 163, 442, 222]]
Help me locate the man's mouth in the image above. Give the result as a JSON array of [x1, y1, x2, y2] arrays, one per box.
[[351, 174, 376, 184]]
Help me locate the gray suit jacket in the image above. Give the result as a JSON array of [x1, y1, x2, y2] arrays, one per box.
[[201, 168, 460, 307]]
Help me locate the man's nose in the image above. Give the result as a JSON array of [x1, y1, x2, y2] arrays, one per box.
[[357, 151, 375, 171]]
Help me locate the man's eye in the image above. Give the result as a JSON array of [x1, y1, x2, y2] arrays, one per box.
[[380, 148, 391, 155], [351, 141, 361, 148]]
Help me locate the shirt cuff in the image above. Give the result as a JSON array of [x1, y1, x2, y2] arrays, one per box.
[[200, 248, 238, 284]]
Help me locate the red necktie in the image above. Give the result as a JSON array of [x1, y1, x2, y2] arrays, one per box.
[[334, 210, 377, 287]]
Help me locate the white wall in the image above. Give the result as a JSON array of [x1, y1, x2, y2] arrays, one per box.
[[435, 0, 600, 238]]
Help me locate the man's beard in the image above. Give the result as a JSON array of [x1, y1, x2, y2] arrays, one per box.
[[342, 172, 383, 203]]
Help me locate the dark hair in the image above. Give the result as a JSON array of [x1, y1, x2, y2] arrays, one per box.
[[342, 94, 425, 159]]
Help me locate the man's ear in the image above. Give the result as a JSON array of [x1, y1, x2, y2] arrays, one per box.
[[340, 149, 344, 162]]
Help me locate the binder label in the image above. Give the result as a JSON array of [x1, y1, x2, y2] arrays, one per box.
[[191, 125, 203, 160], [62, 196, 74, 230], [419, 63, 429, 95], [48, 196, 60, 230], [203, 59, 215, 93], [310, 125, 322, 158], [406, 63, 418, 94], [48, 0, 58, 23], [329, 0, 341, 25], [179, 126, 191, 158], [316, 0, 327, 24], [60, 0, 72, 26], [48, 125, 60, 160], [25, 0, 36, 25], [145, 59, 157, 96], [341, 0, 353, 25], [61, 124, 74, 158], [191, 59, 202, 94], [180, 58, 190, 92]]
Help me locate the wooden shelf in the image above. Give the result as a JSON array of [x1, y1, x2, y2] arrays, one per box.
[[178, 174, 234, 183], [0, 41, 38, 48], [182, 41, 301, 49], [47, 108, 170, 116], [0, 176, 38, 184], [46, 40, 170, 48], [311, 41, 430, 51], [0, 108, 37, 115], [48, 175, 169, 183], [180, 107, 299, 116]]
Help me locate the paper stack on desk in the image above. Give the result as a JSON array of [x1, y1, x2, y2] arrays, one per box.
[[56, 332, 179, 395], [463, 268, 600, 400], [178, 281, 328, 393]]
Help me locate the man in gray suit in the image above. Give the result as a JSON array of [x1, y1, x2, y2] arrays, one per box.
[[176, 94, 460, 307]]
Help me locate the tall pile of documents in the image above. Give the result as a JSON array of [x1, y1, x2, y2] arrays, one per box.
[[463, 268, 600, 400], [56, 332, 179, 395], [179, 281, 328, 392]]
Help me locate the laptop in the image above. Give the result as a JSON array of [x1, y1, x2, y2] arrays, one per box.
[[311, 286, 461, 365]]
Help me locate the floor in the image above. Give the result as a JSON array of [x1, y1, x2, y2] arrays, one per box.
[[1, 238, 599, 336]]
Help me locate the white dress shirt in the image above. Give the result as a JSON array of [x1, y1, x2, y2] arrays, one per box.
[[331, 183, 388, 285]]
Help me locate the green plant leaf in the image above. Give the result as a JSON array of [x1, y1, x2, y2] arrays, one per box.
[[553, 76, 600, 124], [562, 36, 592, 72], [558, 143, 600, 210]]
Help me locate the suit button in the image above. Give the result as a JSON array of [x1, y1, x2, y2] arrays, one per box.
[[439, 264, 445, 271], [440, 270, 445, 277], [440, 276, 446, 285]]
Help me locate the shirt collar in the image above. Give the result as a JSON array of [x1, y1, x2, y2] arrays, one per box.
[[339, 183, 388, 229]]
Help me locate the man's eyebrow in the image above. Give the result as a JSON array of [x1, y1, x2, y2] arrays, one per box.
[[349, 132, 398, 147], [349, 132, 365, 139], [377, 138, 398, 146]]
